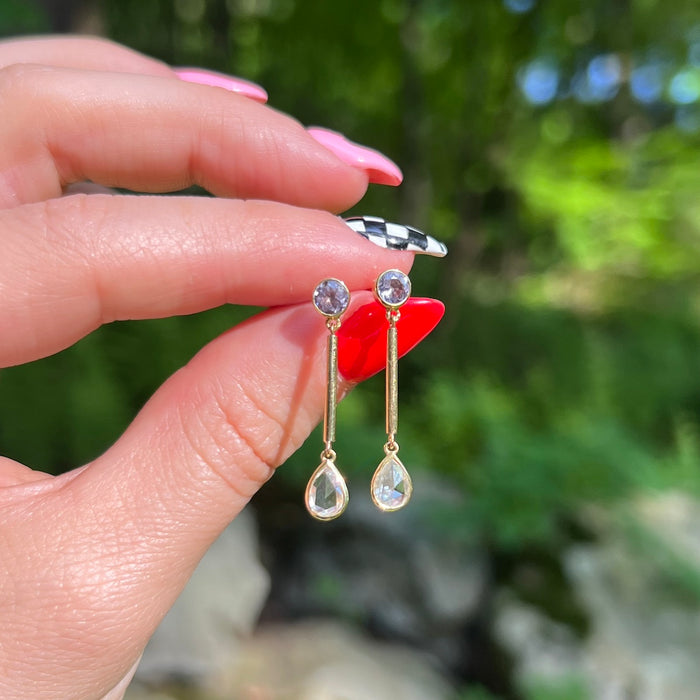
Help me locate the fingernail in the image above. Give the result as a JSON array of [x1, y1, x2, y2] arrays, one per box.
[[337, 298, 445, 382], [344, 215, 448, 258], [307, 127, 403, 186], [174, 68, 268, 103]]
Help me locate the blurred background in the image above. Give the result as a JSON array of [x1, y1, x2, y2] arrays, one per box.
[[3, 0, 700, 698]]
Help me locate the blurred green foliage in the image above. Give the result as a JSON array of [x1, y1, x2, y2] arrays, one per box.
[[523, 676, 589, 700], [0, 0, 48, 35], [456, 677, 589, 700], [3, 0, 700, 560]]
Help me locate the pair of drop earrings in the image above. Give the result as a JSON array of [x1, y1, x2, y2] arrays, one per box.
[[305, 270, 412, 522]]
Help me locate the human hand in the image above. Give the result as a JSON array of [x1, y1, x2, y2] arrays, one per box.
[[0, 36, 443, 699]]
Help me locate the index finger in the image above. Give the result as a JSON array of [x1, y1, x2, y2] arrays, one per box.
[[0, 196, 413, 366]]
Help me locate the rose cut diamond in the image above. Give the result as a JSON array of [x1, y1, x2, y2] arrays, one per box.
[[306, 459, 349, 520], [375, 269, 411, 308], [313, 278, 350, 317], [371, 454, 413, 511]]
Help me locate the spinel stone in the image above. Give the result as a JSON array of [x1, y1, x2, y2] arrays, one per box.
[[375, 270, 411, 308], [313, 278, 350, 317], [306, 459, 349, 520], [371, 454, 412, 511]]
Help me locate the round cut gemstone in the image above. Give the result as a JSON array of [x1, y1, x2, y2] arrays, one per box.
[[375, 270, 411, 308], [313, 278, 350, 317]]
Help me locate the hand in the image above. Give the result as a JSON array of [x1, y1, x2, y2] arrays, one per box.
[[0, 36, 422, 699]]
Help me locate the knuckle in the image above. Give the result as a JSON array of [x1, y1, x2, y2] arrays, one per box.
[[178, 379, 278, 499], [0, 62, 33, 89], [34, 194, 103, 271], [0, 63, 49, 102]]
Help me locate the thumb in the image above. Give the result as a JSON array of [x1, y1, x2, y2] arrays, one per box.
[[0, 293, 374, 699], [93, 298, 334, 539]]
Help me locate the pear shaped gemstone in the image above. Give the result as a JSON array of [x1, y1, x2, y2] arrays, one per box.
[[305, 459, 349, 521], [371, 454, 413, 512]]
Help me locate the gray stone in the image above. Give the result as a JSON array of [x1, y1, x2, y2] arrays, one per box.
[[563, 493, 700, 700], [221, 620, 453, 699], [415, 538, 487, 625], [497, 492, 700, 700], [494, 594, 584, 688]]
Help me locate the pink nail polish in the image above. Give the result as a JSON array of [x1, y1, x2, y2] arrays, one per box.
[[307, 127, 403, 187], [174, 68, 268, 103]]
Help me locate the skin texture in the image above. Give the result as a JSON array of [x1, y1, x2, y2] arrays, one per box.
[[0, 36, 414, 699]]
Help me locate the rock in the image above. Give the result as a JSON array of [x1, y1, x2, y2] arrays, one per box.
[[564, 492, 700, 700], [123, 691, 177, 700], [132, 508, 270, 687], [221, 620, 453, 699], [414, 537, 486, 625], [496, 492, 700, 700], [494, 594, 585, 689], [633, 490, 700, 567]]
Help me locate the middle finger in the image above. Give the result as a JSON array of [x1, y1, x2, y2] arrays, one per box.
[[0, 64, 368, 210]]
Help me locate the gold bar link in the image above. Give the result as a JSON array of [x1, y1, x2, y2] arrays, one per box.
[[323, 329, 339, 447], [386, 318, 399, 441]]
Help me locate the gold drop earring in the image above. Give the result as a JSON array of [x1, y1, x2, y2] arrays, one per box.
[[371, 270, 413, 512], [305, 278, 350, 521]]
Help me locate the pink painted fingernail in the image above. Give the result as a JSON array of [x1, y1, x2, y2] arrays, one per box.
[[174, 68, 268, 103], [307, 127, 403, 186]]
